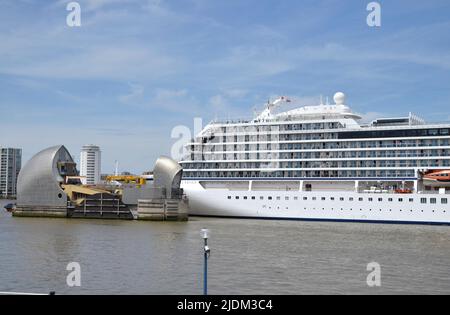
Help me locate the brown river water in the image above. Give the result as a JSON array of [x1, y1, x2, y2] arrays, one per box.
[[1, 200, 450, 295]]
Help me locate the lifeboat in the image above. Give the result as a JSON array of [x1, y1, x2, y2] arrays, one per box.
[[395, 188, 413, 194], [422, 170, 450, 187]]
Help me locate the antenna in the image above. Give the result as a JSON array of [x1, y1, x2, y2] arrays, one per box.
[[320, 95, 324, 105], [252, 106, 258, 117], [114, 160, 119, 176]]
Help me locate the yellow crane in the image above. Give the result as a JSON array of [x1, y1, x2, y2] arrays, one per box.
[[105, 175, 147, 187]]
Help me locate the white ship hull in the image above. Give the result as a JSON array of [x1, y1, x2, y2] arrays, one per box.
[[182, 180, 450, 225]]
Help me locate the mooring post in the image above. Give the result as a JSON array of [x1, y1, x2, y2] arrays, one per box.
[[201, 228, 210, 295]]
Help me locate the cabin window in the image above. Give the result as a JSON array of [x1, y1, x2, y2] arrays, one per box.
[[268, 197, 273, 200], [340, 197, 344, 201], [260, 196, 264, 200], [369, 198, 373, 202], [321, 197, 326, 201], [303, 197, 308, 201], [228, 196, 231, 200], [442, 198, 448, 204], [378, 198, 383, 202], [294, 197, 298, 201], [359, 198, 363, 201], [285, 197, 289, 201], [244, 196, 248, 200], [276, 196, 281, 201], [430, 198, 437, 204], [421, 198, 427, 204], [409, 198, 414, 202], [398, 198, 403, 202], [349, 198, 354, 201], [388, 198, 393, 202], [252, 196, 256, 200], [236, 196, 240, 200]]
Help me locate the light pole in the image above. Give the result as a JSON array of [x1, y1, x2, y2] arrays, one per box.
[[201, 228, 210, 295]]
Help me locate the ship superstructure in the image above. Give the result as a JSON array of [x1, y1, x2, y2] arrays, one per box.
[[179, 92, 450, 224]]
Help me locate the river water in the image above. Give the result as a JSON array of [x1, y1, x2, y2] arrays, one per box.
[[1, 200, 450, 295]]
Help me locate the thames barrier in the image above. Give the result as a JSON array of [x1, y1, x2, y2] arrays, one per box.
[[13, 145, 188, 221]]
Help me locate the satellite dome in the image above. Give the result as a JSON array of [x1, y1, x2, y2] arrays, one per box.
[[334, 92, 346, 105]]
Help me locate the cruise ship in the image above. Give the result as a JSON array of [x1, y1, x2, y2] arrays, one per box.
[[179, 92, 450, 225]]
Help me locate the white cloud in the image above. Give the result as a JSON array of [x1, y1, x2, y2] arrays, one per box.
[[119, 83, 145, 104], [149, 88, 203, 114], [0, 45, 181, 81]]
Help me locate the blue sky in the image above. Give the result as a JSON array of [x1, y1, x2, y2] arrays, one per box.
[[1, 0, 450, 173]]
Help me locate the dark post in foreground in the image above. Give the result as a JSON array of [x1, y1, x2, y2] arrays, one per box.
[[201, 229, 210, 295]]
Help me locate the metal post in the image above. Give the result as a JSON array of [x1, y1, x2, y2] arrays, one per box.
[[201, 229, 210, 296], [204, 237, 208, 296]]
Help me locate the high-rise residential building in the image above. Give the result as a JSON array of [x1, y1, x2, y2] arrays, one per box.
[[0, 147, 22, 198], [80, 145, 101, 185]]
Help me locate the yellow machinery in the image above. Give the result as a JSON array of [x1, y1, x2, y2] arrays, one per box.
[[62, 184, 112, 206], [105, 175, 147, 187]]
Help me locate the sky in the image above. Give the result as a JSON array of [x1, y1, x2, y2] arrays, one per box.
[[0, 0, 450, 173]]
